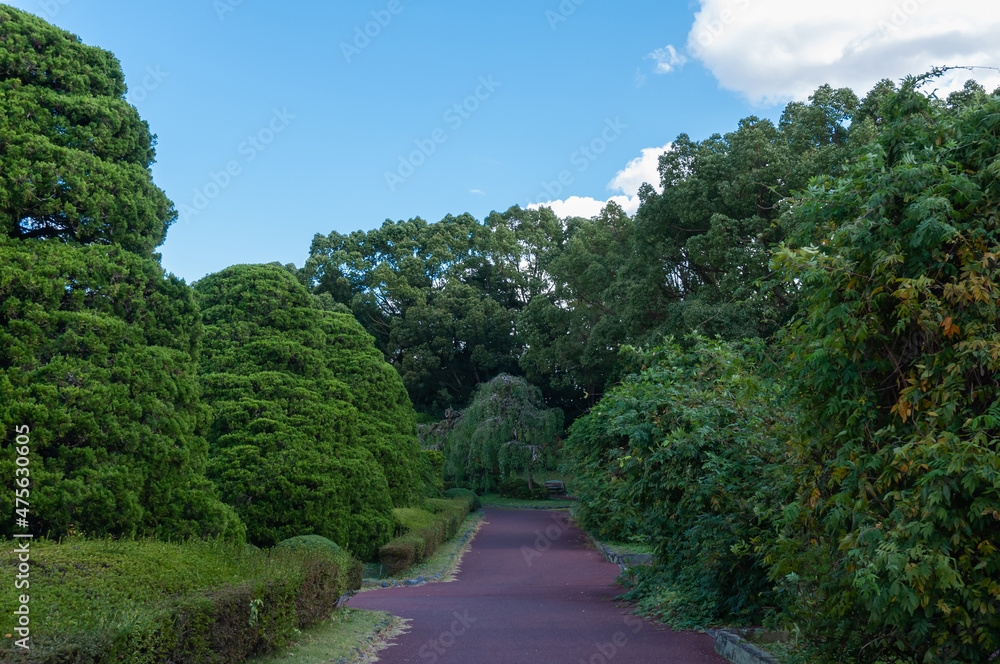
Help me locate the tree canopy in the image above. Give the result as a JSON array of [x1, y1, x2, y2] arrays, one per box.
[[304, 207, 563, 413]]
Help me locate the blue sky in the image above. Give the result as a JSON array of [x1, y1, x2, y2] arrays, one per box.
[[5, 0, 999, 282]]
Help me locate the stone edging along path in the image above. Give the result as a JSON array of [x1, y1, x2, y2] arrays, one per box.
[[583, 522, 779, 664], [707, 630, 781, 664]]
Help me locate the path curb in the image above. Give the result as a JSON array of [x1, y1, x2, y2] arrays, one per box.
[[481, 504, 574, 510], [708, 629, 780, 664], [583, 531, 654, 567], [593, 540, 653, 566]]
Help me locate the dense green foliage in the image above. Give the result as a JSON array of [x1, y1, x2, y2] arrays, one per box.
[[770, 77, 1000, 663], [304, 207, 564, 414], [195, 264, 422, 556], [0, 536, 360, 663], [275, 534, 343, 556], [497, 476, 549, 500], [0, 6, 242, 544], [0, 240, 244, 541], [559, 74, 1000, 662], [5, 11, 999, 659], [444, 374, 563, 493], [565, 337, 794, 626], [0, 6, 175, 255]]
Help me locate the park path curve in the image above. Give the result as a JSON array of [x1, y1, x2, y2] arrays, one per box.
[[347, 508, 725, 664]]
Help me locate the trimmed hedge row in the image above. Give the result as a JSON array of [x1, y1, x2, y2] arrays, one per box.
[[0, 536, 361, 664], [378, 495, 477, 576], [444, 488, 481, 510]]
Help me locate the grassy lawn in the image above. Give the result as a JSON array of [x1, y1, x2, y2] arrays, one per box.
[[479, 493, 576, 508], [246, 608, 406, 664], [361, 511, 484, 584], [600, 539, 656, 556]]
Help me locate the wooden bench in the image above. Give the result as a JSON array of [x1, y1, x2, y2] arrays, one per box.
[[544, 480, 567, 495]]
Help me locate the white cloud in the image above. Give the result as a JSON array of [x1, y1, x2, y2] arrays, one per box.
[[608, 144, 669, 197], [528, 143, 672, 219], [470, 189, 486, 195], [528, 195, 641, 218], [686, 0, 1000, 103], [645, 45, 688, 74]]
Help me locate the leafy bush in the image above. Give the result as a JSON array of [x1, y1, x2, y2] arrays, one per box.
[[276, 534, 341, 555], [378, 540, 416, 576], [770, 77, 1000, 663], [564, 337, 794, 626], [422, 449, 445, 494], [318, 312, 424, 506], [392, 507, 436, 536], [423, 498, 456, 514], [0, 536, 361, 663], [497, 476, 548, 500]]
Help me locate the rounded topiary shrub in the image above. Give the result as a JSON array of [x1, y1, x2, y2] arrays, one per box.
[[0, 240, 245, 542], [195, 265, 404, 557]]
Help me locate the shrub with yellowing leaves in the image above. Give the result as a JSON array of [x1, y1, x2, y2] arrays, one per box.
[[771, 74, 1000, 663]]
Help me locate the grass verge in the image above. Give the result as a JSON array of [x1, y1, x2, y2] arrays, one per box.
[[479, 493, 575, 508], [246, 608, 408, 664], [600, 539, 656, 556]]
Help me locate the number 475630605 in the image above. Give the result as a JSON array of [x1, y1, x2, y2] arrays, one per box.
[[13, 424, 30, 521]]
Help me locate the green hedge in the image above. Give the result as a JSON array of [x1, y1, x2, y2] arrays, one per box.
[[0, 536, 361, 664], [443, 488, 481, 510], [377, 496, 476, 575]]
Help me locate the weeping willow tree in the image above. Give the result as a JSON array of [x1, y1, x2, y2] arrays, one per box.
[[444, 374, 563, 492]]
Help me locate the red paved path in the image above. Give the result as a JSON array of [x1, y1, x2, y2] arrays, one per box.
[[348, 508, 726, 664]]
